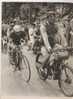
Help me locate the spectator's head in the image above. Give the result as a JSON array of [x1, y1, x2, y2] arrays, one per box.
[[3, 19, 7, 24], [47, 11, 55, 24], [34, 19, 40, 26], [40, 14, 47, 25], [62, 15, 69, 22], [30, 23, 35, 28], [15, 20, 20, 25], [10, 22, 14, 28], [13, 17, 21, 25]]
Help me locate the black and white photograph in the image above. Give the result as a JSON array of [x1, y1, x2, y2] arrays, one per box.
[[1, 1, 73, 97]]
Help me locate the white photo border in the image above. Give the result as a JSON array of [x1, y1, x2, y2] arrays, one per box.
[[0, 0, 73, 99]]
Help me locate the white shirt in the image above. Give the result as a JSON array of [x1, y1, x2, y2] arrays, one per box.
[[13, 25, 22, 32], [28, 27, 34, 43]]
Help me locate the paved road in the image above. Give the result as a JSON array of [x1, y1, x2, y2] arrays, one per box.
[[1, 46, 73, 96]]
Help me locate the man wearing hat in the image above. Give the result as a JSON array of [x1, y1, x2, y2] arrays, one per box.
[[36, 11, 58, 76], [7, 19, 25, 66], [36, 11, 68, 79]]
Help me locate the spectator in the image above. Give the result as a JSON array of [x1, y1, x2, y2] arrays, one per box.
[[2, 20, 9, 37], [7, 22, 14, 38], [62, 15, 71, 46], [28, 23, 35, 50], [70, 18, 73, 47], [55, 20, 68, 47]]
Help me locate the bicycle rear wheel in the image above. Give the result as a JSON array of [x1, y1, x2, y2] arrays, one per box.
[[58, 65, 73, 97], [20, 55, 31, 83]]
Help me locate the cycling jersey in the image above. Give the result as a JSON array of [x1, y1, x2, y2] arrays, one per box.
[[9, 31, 25, 45]]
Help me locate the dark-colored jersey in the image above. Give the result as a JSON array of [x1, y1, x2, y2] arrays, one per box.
[[46, 23, 57, 48], [10, 31, 25, 45]]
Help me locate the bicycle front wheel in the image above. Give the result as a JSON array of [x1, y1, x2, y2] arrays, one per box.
[[20, 55, 31, 83], [58, 65, 73, 97]]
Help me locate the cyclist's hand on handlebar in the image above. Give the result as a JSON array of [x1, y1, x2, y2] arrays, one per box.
[[47, 47, 52, 54]]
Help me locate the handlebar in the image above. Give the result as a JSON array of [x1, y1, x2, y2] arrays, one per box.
[[49, 47, 73, 54]]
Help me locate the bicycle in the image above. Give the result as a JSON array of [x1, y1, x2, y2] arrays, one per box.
[[9, 42, 31, 83], [36, 47, 73, 97]]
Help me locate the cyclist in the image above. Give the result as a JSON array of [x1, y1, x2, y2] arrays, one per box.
[[8, 20, 25, 70], [40, 11, 57, 54], [37, 12, 68, 79]]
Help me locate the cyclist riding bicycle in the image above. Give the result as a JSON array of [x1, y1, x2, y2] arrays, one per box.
[[37, 12, 68, 79], [8, 20, 25, 67]]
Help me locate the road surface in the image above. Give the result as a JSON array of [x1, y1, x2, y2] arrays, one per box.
[[1, 46, 73, 96]]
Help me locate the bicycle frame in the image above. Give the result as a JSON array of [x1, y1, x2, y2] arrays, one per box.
[[12, 44, 23, 67]]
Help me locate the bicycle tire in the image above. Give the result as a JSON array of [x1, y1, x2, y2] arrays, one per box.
[[20, 55, 31, 83], [58, 65, 73, 97], [36, 54, 49, 81]]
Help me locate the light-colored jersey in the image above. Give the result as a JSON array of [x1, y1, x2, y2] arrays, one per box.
[[28, 26, 34, 44], [13, 25, 24, 32]]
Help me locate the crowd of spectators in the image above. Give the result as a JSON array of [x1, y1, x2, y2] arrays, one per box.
[[2, 8, 73, 54]]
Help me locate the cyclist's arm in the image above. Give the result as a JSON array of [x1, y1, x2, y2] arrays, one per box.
[[40, 25, 51, 52]]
